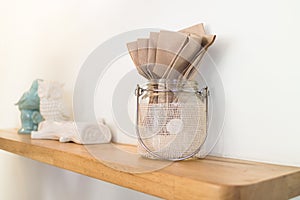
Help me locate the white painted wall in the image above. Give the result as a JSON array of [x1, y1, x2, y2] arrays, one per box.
[[1, 0, 300, 199]]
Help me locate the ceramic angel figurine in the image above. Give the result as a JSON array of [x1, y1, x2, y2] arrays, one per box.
[[31, 80, 112, 144], [16, 79, 44, 134]]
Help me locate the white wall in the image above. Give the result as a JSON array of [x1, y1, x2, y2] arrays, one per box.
[[1, 0, 300, 199]]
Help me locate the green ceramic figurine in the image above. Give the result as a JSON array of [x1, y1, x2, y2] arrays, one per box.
[[16, 79, 44, 134]]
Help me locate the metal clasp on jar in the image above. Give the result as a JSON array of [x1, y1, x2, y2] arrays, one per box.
[[198, 87, 209, 102]]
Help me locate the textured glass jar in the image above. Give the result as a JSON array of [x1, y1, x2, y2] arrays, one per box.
[[135, 79, 208, 160]]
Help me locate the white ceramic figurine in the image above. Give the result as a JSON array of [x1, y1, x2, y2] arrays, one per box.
[[38, 80, 70, 121], [31, 80, 112, 144], [31, 120, 112, 144]]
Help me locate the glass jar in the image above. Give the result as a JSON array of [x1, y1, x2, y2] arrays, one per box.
[[135, 79, 208, 161]]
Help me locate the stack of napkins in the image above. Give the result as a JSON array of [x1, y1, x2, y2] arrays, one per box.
[[127, 23, 216, 81]]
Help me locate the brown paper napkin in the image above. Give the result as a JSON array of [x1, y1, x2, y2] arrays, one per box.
[[166, 35, 202, 80], [127, 41, 149, 79], [181, 34, 216, 80], [154, 30, 188, 79], [147, 32, 160, 79], [137, 38, 151, 78]]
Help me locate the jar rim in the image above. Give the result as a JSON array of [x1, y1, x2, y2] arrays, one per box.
[[140, 79, 199, 93], [146, 79, 198, 85]]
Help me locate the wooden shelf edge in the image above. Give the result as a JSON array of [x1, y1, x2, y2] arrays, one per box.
[[1, 129, 300, 200]]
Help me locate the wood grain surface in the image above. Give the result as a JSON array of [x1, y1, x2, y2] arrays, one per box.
[[1, 129, 300, 200]]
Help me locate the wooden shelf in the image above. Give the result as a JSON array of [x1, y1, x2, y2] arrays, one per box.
[[1, 129, 300, 200]]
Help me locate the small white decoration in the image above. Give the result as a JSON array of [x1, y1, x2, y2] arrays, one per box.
[[38, 80, 69, 121], [32, 80, 112, 144], [31, 120, 112, 144]]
